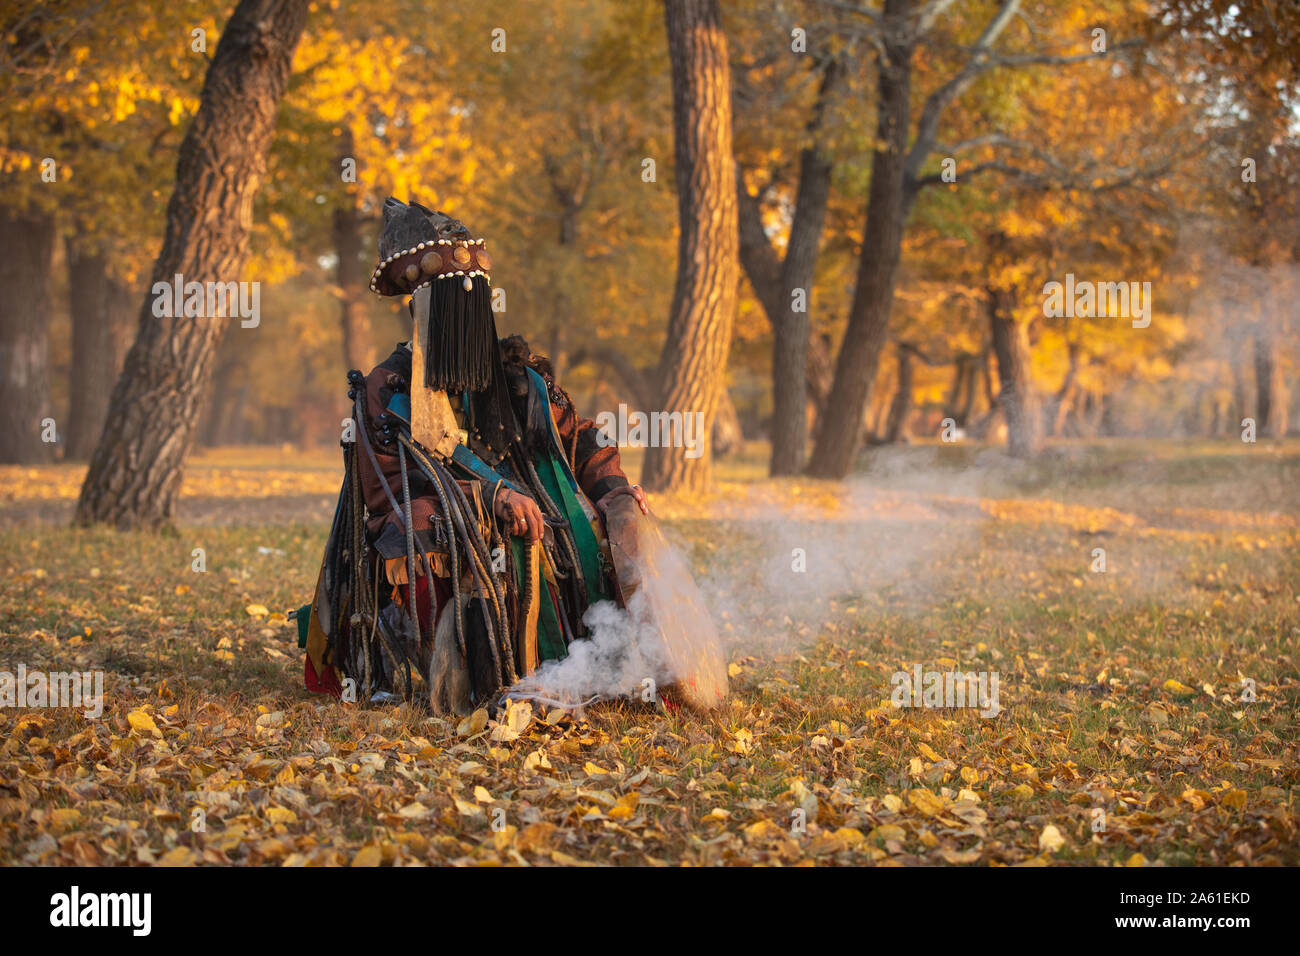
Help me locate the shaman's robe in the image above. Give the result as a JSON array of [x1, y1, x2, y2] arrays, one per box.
[[302, 339, 629, 711]]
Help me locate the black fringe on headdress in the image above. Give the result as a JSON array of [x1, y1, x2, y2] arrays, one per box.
[[417, 274, 520, 465], [424, 275, 498, 394]]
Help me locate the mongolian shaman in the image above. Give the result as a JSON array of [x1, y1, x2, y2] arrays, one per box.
[[297, 198, 647, 713]]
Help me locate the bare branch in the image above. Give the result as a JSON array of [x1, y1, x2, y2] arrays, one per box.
[[904, 0, 1022, 188], [917, 0, 961, 36], [813, 0, 880, 23]]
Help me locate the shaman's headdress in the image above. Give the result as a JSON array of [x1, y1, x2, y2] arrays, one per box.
[[370, 197, 516, 464], [369, 198, 493, 298], [370, 198, 499, 394]]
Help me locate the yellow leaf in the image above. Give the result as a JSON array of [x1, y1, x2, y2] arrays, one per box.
[[516, 822, 557, 854], [918, 742, 942, 762], [127, 709, 160, 737], [869, 823, 906, 841], [1039, 824, 1066, 853], [265, 807, 297, 825], [493, 824, 518, 851], [49, 808, 82, 831], [457, 708, 489, 737], [610, 793, 641, 821], [156, 847, 197, 866], [351, 845, 382, 867], [743, 819, 785, 842], [1220, 789, 1247, 810], [1009, 783, 1035, 799], [453, 797, 483, 817], [881, 794, 903, 813], [245, 604, 270, 617], [1163, 679, 1196, 698], [831, 827, 865, 847], [523, 750, 551, 771], [907, 788, 946, 816]]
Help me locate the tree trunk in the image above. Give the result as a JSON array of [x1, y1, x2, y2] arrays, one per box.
[[75, 0, 311, 528], [1253, 318, 1286, 437], [765, 61, 838, 475], [805, 0, 914, 478], [989, 292, 1039, 457], [1230, 333, 1251, 429], [943, 354, 970, 425], [712, 386, 743, 457], [65, 241, 132, 459], [1079, 390, 1107, 438], [568, 344, 655, 411], [805, 330, 834, 431], [967, 345, 1000, 439], [546, 195, 581, 384], [641, 0, 739, 494], [883, 344, 915, 442], [1047, 342, 1079, 437], [0, 207, 57, 464], [198, 337, 243, 446], [334, 134, 373, 374]]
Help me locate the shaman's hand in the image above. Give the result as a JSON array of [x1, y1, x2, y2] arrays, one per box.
[[596, 483, 649, 516], [494, 488, 544, 541]]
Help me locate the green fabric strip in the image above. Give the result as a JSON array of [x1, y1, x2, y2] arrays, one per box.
[[511, 536, 567, 662], [438, 368, 612, 663]]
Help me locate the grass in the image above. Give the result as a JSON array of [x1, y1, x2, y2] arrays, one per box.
[[0, 438, 1296, 866]]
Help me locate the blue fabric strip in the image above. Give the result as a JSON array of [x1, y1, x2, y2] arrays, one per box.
[[451, 443, 527, 495], [386, 392, 411, 423]]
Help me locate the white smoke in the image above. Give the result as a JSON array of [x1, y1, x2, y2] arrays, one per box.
[[504, 506, 728, 710], [503, 593, 668, 708]]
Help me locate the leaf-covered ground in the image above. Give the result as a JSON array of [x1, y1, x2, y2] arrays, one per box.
[[1, 439, 1296, 866]]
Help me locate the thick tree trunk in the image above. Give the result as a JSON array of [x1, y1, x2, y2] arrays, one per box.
[[989, 292, 1040, 457], [75, 0, 310, 527], [767, 142, 833, 473], [806, 0, 914, 478], [0, 207, 56, 463], [763, 61, 838, 475], [65, 241, 132, 459], [642, 0, 739, 494]]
